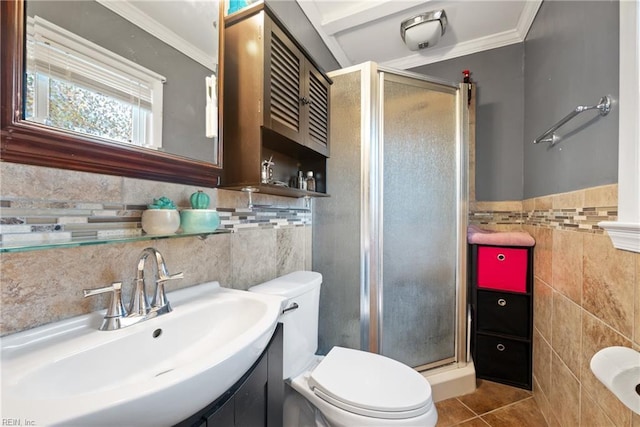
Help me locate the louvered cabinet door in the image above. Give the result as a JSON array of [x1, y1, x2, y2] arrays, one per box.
[[304, 64, 330, 156], [266, 23, 304, 144]]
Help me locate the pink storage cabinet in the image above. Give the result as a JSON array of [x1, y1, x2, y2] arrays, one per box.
[[476, 246, 529, 293]]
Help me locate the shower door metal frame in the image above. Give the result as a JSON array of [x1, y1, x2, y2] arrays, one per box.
[[358, 61, 381, 353], [362, 65, 470, 370]]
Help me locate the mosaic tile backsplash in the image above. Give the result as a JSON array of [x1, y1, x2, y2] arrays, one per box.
[[470, 204, 617, 233], [469, 191, 618, 234], [0, 201, 311, 247]]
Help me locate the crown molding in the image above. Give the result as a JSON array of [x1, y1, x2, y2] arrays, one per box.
[[381, 27, 524, 70], [517, 0, 543, 40], [96, 0, 216, 71], [299, 0, 543, 70]]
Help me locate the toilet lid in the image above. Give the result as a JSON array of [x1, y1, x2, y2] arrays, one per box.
[[308, 347, 433, 419]]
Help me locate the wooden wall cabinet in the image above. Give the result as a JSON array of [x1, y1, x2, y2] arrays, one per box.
[[469, 244, 534, 390], [223, 4, 331, 197]]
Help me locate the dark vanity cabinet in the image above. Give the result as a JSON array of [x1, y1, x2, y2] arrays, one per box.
[[223, 4, 331, 197], [176, 323, 284, 427], [469, 245, 534, 390]]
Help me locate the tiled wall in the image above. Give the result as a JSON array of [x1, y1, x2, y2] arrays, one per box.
[[0, 202, 311, 245], [471, 184, 640, 426], [0, 163, 312, 336]]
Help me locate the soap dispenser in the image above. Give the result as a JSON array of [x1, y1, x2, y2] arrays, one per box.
[[305, 171, 316, 192]]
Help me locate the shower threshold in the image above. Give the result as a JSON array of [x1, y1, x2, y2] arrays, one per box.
[[420, 359, 477, 402]]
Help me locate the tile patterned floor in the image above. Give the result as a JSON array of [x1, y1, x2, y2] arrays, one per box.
[[435, 379, 548, 427]]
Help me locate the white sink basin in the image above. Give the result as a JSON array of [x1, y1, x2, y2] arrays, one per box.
[[1, 282, 285, 426]]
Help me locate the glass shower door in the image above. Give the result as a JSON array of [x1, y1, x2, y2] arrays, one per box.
[[316, 64, 468, 370], [380, 72, 461, 369]]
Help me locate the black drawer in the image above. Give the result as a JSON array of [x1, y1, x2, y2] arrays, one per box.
[[476, 290, 530, 338], [475, 334, 531, 388]]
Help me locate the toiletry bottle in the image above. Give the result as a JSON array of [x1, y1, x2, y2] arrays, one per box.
[[298, 171, 307, 190], [305, 171, 316, 192], [261, 157, 273, 184], [462, 69, 472, 105]]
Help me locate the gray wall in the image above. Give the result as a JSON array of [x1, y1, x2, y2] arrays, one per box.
[[523, 0, 619, 198], [266, 0, 340, 72], [414, 0, 619, 200], [411, 44, 525, 201]]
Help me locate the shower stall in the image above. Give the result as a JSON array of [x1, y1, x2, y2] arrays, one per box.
[[313, 62, 473, 399]]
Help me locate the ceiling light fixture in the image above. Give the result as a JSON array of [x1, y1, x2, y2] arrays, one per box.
[[400, 10, 448, 51]]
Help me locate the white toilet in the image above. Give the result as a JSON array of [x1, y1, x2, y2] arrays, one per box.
[[249, 271, 438, 427]]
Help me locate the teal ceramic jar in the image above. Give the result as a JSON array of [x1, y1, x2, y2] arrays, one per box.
[[180, 209, 220, 233]]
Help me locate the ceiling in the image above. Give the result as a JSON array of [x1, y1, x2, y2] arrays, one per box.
[[296, 0, 543, 70]]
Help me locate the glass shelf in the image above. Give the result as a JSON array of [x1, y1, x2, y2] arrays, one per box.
[[0, 229, 232, 254], [221, 183, 329, 198]]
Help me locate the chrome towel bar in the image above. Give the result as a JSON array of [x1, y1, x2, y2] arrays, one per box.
[[533, 95, 612, 146]]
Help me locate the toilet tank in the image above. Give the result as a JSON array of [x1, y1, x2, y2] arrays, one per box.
[[249, 271, 322, 379]]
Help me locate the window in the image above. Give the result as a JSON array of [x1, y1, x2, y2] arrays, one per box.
[[24, 16, 165, 150]]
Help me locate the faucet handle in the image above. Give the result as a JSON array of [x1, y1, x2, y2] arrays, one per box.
[[158, 271, 184, 282], [151, 271, 184, 314], [83, 282, 127, 321]]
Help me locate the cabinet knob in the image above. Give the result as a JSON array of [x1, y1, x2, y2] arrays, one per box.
[[497, 343, 506, 351], [300, 97, 311, 106], [497, 253, 506, 261], [497, 298, 507, 307]]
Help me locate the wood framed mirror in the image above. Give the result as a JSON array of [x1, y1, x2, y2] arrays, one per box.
[[1, 0, 223, 187]]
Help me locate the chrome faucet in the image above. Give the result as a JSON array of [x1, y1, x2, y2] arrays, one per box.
[[83, 248, 184, 331], [136, 247, 184, 316]]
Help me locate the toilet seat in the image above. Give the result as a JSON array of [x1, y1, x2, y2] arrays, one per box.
[[307, 347, 433, 420]]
